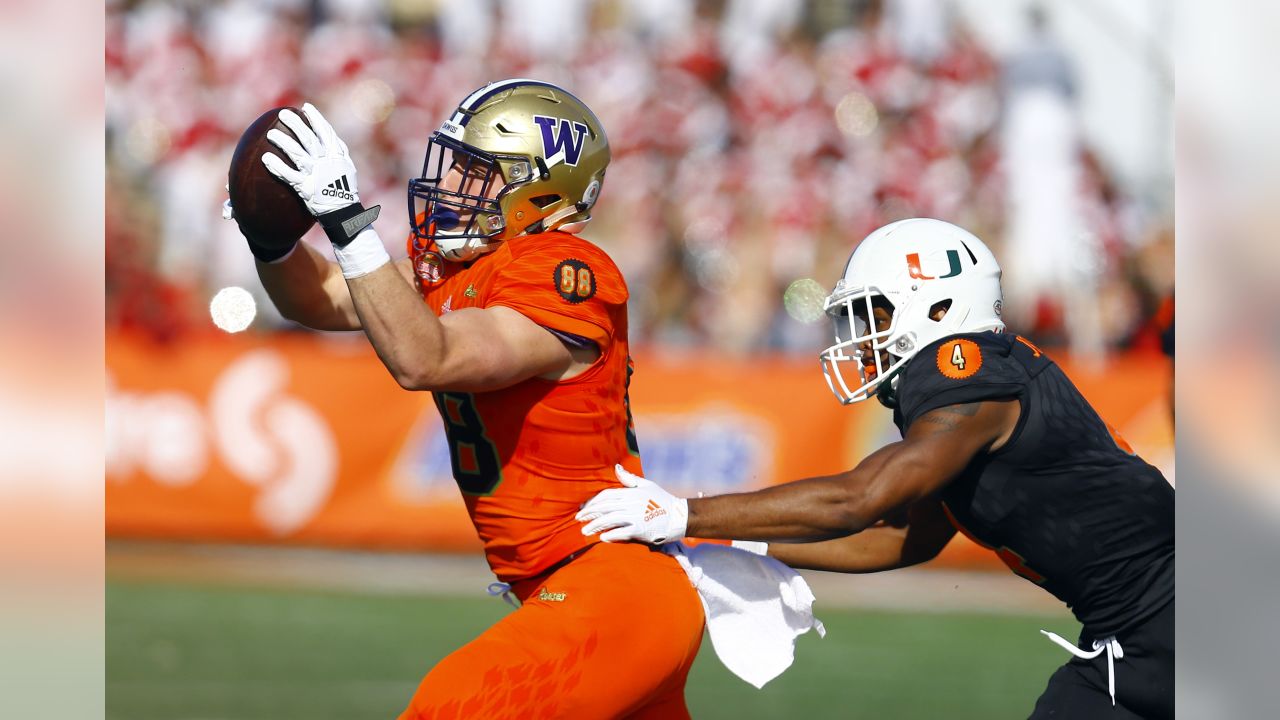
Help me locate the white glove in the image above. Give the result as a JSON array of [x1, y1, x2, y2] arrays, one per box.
[[262, 103, 361, 217], [577, 465, 689, 544]]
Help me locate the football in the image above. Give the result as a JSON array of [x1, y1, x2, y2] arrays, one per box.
[[227, 107, 316, 248]]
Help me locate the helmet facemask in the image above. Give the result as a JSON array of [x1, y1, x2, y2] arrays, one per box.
[[409, 133, 533, 262], [820, 286, 914, 405]]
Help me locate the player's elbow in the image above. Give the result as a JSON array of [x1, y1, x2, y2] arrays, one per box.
[[270, 297, 312, 327], [386, 348, 448, 391], [390, 346, 506, 393], [839, 449, 936, 533], [392, 367, 433, 391], [830, 491, 878, 536]]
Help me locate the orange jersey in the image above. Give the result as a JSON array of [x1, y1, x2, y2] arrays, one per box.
[[408, 230, 642, 582]]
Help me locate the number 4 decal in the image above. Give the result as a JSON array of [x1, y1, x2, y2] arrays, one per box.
[[937, 338, 982, 379]]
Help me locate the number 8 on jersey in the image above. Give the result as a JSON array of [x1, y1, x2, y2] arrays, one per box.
[[555, 259, 596, 303]]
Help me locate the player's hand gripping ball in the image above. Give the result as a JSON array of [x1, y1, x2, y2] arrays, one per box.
[[258, 103, 364, 218], [226, 106, 316, 261]]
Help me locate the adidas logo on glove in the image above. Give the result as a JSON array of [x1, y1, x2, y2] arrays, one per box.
[[644, 499, 666, 522], [322, 175, 356, 201]]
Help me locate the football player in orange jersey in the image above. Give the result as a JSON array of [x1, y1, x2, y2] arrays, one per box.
[[225, 80, 705, 719]]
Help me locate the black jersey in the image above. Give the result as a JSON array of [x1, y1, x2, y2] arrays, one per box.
[[892, 332, 1174, 637]]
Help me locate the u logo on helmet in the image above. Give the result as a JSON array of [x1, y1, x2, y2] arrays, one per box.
[[907, 251, 963, 281]]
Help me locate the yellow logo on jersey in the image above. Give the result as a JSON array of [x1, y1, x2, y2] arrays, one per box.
[[464, 284, 478, 298], [538, 588, 567, 602]]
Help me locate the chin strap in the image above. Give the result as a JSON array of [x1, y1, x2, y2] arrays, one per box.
[[437, 237, 499, 262], [434, 208, 593, 262], [874, 367, 904, 409], [536, 205, 591, 235]]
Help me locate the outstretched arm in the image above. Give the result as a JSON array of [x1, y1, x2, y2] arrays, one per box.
[[579, 400, 1019, 544], [253, 239, 590, 390], [765, 499, 957, 573], [683, 401, 1017, 541], [254, 243, 414, 331], [340, 260, 596, 392]]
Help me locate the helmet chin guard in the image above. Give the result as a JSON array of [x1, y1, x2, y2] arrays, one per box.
[[819, 218, 1005, 405]]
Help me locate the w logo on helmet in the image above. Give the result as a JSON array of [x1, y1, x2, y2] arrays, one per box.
[[533, 115, 589, 167]]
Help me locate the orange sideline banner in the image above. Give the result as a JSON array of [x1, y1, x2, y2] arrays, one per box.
[[106, 331, 1173, 571]]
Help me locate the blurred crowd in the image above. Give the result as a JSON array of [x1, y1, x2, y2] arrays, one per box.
[[106, 0, 1172, 359]]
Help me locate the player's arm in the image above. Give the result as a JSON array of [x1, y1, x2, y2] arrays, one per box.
[[580, 399, 1018, 544], [765, 499, 957, 573], [248, 102, 594, 390], [253, 242, 416, 332], [341, 260, 595, 392], [257, 243, 591, 389], [682, 400, 1017, 541]]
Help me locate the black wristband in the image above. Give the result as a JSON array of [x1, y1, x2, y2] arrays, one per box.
[[317, 203, 381, 248], [235, 217, 297, 263]]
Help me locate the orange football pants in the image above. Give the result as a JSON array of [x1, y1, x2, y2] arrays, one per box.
[[397, 542, 705, 720]]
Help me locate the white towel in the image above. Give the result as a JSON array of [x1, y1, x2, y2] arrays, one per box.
[[664, 541, 826, 688]]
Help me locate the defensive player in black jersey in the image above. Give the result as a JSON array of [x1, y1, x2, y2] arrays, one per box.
[[577, 218, 1174, 719]]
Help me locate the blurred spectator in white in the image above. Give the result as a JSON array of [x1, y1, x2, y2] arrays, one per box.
[[620, 0, 695, 44], [497, 0, 589, 67], [436, 0, 494, 62], [999, 4, 1102, 366], [886, 0, 951, 66], [719, 0, 803, 77]]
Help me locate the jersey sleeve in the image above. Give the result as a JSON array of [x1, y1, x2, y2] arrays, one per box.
[[485, 235, 627, 350], [896, 333, 1029, 432]]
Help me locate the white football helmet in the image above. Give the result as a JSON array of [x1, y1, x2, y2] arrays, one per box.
[[820, 218, 1005, 405]]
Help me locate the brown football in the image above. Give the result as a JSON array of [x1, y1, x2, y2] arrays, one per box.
[[227, 107, 316, 247]]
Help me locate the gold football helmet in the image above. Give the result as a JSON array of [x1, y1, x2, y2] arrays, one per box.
[[409, 79, 611, 262]]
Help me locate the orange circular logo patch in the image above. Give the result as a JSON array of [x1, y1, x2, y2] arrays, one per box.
[[936, 339, 982, 379]]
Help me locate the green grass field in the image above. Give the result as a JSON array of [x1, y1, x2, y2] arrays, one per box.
[[108, 578, 1078, 719]]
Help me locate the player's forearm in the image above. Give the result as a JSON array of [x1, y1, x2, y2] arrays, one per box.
[[767, 500, 956, 573], [343, 261, 449, 390], [686, 442, 923, 542], [256, 242, 361, 331], [686, 474, 873, 543], [767, 524, 913, 573]]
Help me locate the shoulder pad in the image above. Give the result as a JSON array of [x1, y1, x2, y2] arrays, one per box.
[[503, 232, 626, 305], [896, 332, 1027, 431]]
